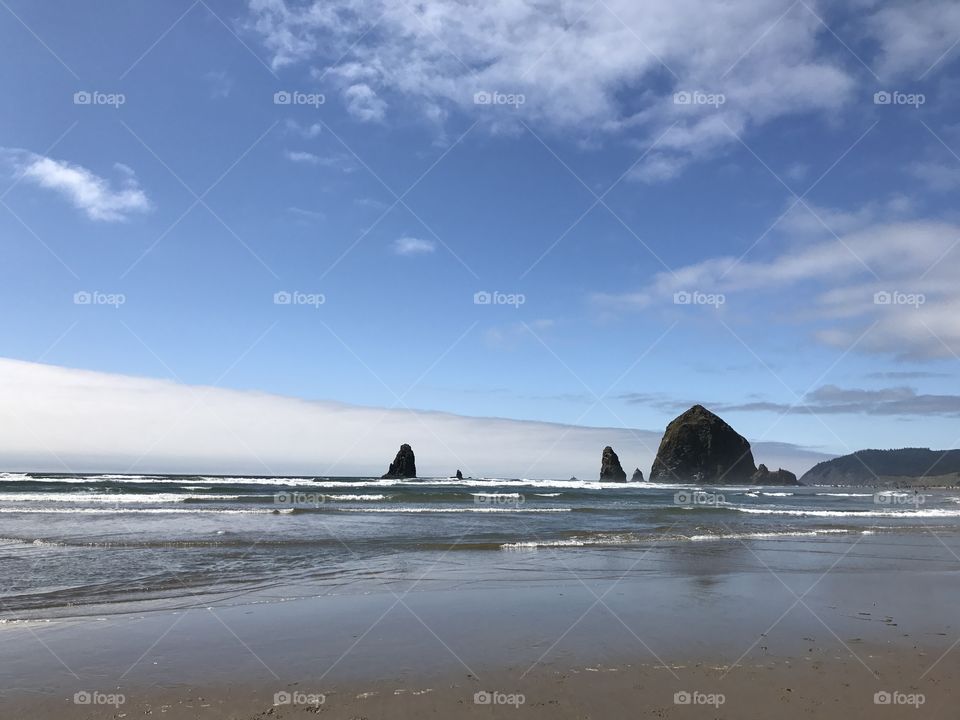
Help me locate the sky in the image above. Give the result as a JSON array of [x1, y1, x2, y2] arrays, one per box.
[[0, 0, 958, 478]]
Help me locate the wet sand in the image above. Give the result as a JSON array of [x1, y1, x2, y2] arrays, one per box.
[[2, 533, 959, 718]]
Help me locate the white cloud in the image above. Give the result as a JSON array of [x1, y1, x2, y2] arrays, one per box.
[[0, 357, 828, 477], [284, 119, 323, 138], [246, 0, 860, 177], [286, 206, 326, 221], [204, 70, 233, 99], [909, 159, 960, 192], [392, 236, 436, 255], [283, 149, 357, 171], [284, 150, 321, 164], [866, 0, 960, 78], [343, 83, 387, 122], [2, 149, 151, 221], [593, 200, 960, 359]]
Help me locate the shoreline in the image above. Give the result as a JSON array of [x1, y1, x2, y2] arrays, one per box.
[[2, 538, 958, 718]]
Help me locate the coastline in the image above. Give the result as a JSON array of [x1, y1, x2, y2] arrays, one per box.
[[3, 531, 958, 718]]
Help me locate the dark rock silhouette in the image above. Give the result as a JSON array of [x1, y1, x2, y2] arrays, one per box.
[[631, 468, 644, 482], [455, 469, 463, 480], [381, 443, 417, 479], [600, 446, 627, 482], [751, 463, 799, 485], [650, 405, 757, 483]]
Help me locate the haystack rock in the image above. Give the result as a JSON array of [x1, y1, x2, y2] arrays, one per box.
[[381, 443, 417, 479], [600, 446, 627, 482], [751, 464, 798, 485], [455, 469, 463, 480], [631, 468, 644, 482], [650, 405, 758, 484]]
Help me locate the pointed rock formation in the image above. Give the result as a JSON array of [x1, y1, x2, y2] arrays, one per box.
[[600, 446, 627, 482], [650, 405, 757, 484], [381, 443, 417, 479], [455, 469, 463, 480], [631, 468, 644, 482], [751, 464, 798, 485]]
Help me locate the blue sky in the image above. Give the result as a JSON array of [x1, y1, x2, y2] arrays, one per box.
[[1, 0, 959, 476]]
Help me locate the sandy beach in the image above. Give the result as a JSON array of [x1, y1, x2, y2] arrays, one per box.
[[3, 527, 958, 719]]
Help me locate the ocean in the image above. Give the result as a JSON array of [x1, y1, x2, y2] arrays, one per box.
[[2, 472, 958, 620]]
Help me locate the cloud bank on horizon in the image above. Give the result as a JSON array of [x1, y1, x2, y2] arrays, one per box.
[[0, 358, 830, 478]]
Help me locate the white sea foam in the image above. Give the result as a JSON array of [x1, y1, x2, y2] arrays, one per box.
[[502, 533, 638, 549], [0, 493, 240, 503], [0, 507, 293, 515], [815, 492, 873, 497], [687, 529, 849, 541], [733, 507, 960, 518], [337, 507, 571, 513]]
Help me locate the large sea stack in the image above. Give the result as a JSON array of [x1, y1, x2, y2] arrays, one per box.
[[600, 446, 627, 482], [650, 405, 758, 484], [382, 443, 417, 479]]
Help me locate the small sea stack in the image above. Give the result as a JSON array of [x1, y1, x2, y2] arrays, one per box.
[[751, 464, 798, 485], [631, 468, 644, 482], [382, 443, 417, 479], [455, 469, 463, 480], [600, 446, 627, 482]]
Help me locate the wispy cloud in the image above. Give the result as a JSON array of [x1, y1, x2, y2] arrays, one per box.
[[392, 236, 435, 256], [2, 149, 151, 222], [283, 149, 356, 171], [343, 83, 386, 122], [284, 150, 322, 165], [716, 384, 960, 418], [284, 119, 323, 138], [244, 0, 878, 178], [286, 206, 326, 222], [593, 199, 960, 360]]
